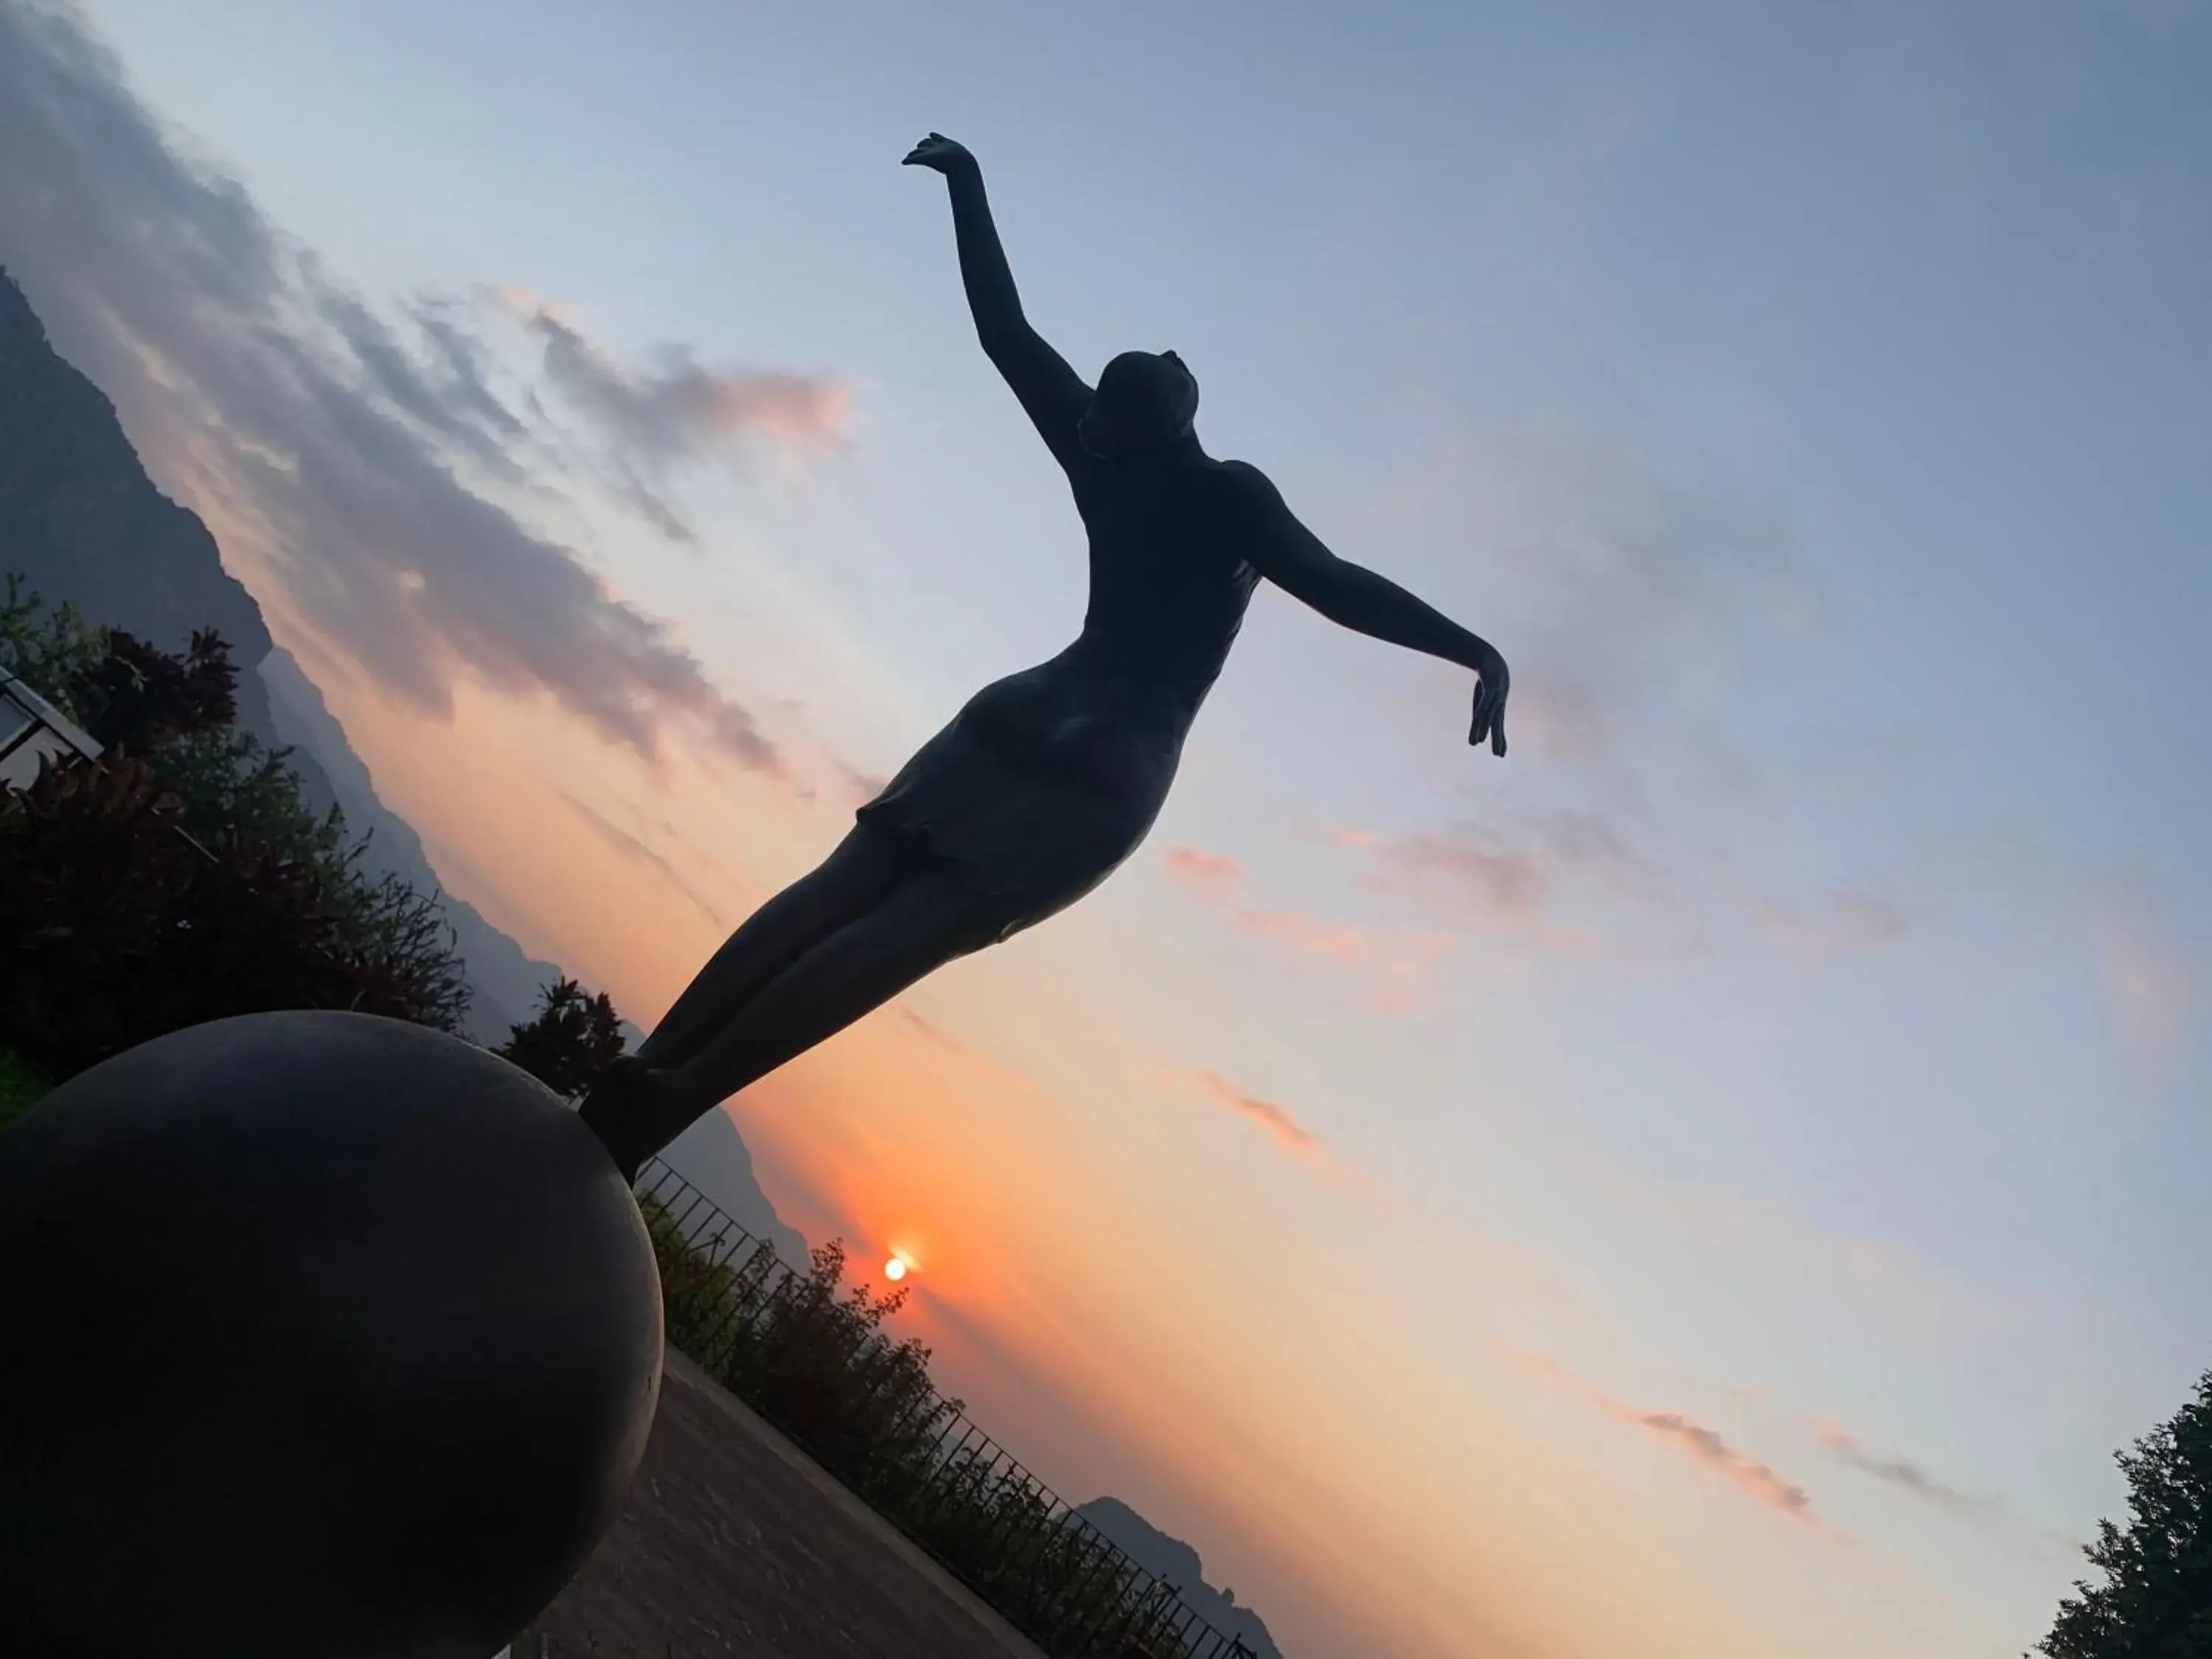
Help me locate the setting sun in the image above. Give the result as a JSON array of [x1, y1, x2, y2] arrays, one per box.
[[883, 1256, 909, 1283]]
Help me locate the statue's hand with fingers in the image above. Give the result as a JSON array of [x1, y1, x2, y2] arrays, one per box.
[[1467, 638, 1509, 757], [902, 132, 975, 176]]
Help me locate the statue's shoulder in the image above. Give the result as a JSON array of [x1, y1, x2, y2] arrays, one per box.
[[1211, 457, 1285, 515]]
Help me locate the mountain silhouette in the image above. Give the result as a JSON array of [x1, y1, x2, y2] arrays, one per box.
[[0, 264, 804, 1254], [1074, 1496, 1287, 1658], [657, 1105, 813, 1271], [0, 268, 278, 732]]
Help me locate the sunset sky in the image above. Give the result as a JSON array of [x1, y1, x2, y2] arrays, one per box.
[[4, 1, 2208, 1653]]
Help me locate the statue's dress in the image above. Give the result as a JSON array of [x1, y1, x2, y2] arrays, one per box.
[[857, 459, 1260, 942]]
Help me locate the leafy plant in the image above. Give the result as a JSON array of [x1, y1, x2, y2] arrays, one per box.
[[0, 753, 465, 1077], [2036, 1369, 2212, 1658], [0, 575, 234, 749], [0, 572, 103, 714], [152, 726, 470, 1033], [498, 977, 627, 1100], [66, 625, 237, 753], [0, 581, 470, 1071]]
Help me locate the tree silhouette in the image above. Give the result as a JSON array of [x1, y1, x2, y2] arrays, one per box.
[[1, 754, 465, 1074], [0, 580, 470, 1071], [498, 978, 626, 1101], [2036, 1368, 2212, 1658], [66, 626, 237, 753], [0, 573, 103, 705]]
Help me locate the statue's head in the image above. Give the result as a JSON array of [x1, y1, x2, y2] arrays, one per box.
[[1079, 350, 1199, 459]]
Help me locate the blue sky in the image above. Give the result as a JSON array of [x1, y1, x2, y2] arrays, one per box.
[[10, 1, 2209, 1652]]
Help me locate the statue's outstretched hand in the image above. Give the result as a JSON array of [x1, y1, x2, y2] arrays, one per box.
[[902, 133, 975, 174], [1468, 641, 1509, 757]]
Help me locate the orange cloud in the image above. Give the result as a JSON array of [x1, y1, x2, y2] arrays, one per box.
[[1362, 812, 1670, 933], [1165, 844, 1361, 959], [1346, 815, 1906, 969], [1165, 1069, 1321, 1155], [497, 288, 851, 453], [1162, 844, 1454, 999], [490, 288, 850, 542], [1809, 1415, 1989, 1517], [1521, 1352, 1823, 1528], [1625, 1411, 1812, 1519], [1164, 844, 1242, 888]]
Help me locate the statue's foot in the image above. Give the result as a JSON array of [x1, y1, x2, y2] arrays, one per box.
[[577, 1056, 695, 1184]]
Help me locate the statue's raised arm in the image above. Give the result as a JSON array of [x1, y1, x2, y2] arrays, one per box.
[[1226, 460, 1511, 754], [580, 139, 1511, 1183], [904, 134, 1093, 472]]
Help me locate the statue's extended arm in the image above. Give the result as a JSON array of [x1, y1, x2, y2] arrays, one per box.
[[904, 133, 1091, 470], [1230, 461, 1509, 754]]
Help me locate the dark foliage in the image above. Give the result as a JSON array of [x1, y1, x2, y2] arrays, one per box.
[[146, 725, 471, 1035], [2037, 1370, 2212, 1658], [498, 977, 627, 1100], [67, 626, 237, 752], [0, 585, 470, 1073], [0, 572, 103, 704], [0, 754, 463, 1077]]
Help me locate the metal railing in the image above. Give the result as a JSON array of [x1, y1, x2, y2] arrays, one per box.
[[0, 666, 101, 792], [635, 1158, 1260, 1659]]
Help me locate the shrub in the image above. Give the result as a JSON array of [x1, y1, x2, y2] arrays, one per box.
[[2035, 1368, 2212, 1658], [150, 726, 471, 1034], [66, 626, 237, 752], [0, 580, 470, 1072], [498, 978, 627, 1101], [0, 574, 103, 712], [0, 752, 462, 1077]]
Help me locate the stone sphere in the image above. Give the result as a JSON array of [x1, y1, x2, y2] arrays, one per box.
[[0, 1012, 664, 1659]]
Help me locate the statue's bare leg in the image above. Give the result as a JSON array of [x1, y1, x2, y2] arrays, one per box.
[[633, 827, 908, 1072], [585, 863, 997, 1177]]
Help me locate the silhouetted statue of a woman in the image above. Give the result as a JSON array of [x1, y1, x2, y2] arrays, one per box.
[[581, 134, 1509, 1178]]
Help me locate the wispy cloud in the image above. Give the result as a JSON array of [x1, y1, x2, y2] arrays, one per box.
[[1163, 844, 1453, 1005], [1169, 846, 1367, 963], [1809, 1416, 1992, 1518], [0, 0, 831, 773], [497, 288, 849, 541], [1164, 1069, 1320, 1156], [1806, 1411, 2087, 1561], [1363, 810, 1673, 941], [1330, 816, 1905, 966], [1522, 1354, 1826, 1529], [2092, 897, 2193, 1089], [890, 1005, 1030, 1085], [1371, 420, 1831, 722], [1343, 415, 1921, 970], [1628, 1410, 1814, 1519], [553, 787, 731, 931], [1502, 672, 1616, 766], [1746, 891, 1907, 957]]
